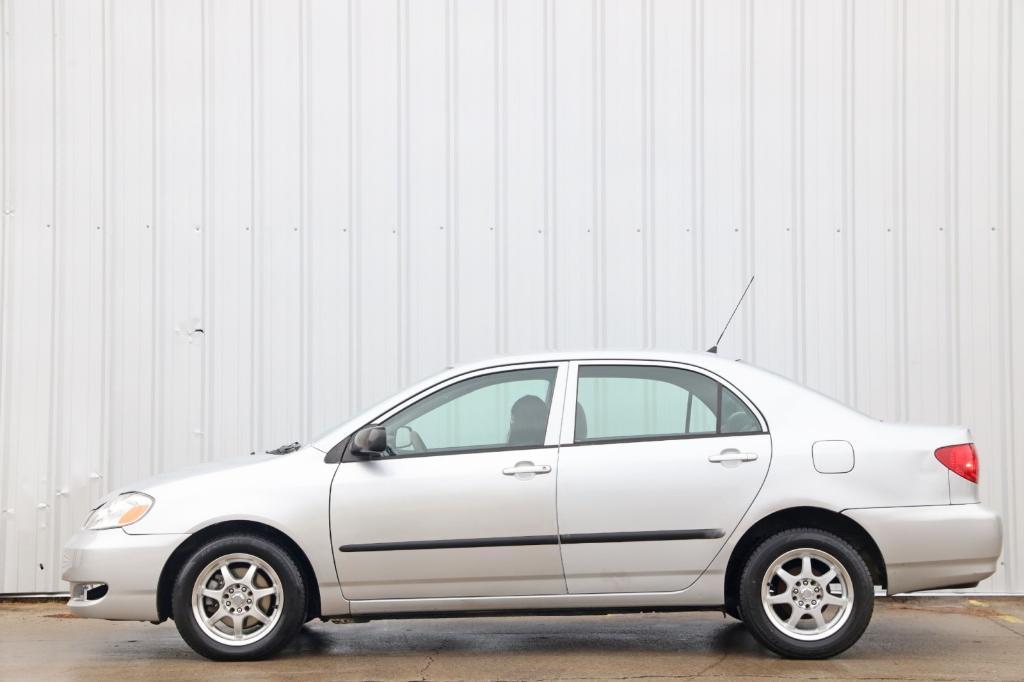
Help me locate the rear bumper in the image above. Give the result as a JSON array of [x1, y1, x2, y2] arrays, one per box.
[[62, 528, 189, 621], [843, 503, 1002, 594]]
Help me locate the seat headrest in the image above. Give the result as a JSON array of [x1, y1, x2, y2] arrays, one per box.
[[508, 395, 548, 445]]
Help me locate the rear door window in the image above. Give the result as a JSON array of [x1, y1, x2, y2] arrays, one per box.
[[574, 365, 760, 443]]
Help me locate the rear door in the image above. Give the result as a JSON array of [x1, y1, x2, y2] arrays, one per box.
[[331, 363, 568, 600], [555, 361, 771, 594]]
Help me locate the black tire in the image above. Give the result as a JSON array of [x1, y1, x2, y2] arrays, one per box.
[[172, 534, 307, 661], [738, 528, 874, 659]]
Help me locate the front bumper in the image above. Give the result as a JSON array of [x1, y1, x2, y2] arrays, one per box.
[[62, 528, 189, 621], [843, 503, 1003, 594]]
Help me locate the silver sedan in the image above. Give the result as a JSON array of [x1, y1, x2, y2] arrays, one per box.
[[62, 351, 1002, 660]]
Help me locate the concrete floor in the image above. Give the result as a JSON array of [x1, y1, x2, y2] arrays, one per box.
[[2, 597, 1023, 680]]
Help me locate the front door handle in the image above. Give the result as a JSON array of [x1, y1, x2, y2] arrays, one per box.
[[502, 461, 552, 477], [708, 450, 759, 463]]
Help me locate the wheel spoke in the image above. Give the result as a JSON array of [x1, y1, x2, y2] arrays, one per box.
[[822, 593, 849, 607], [810, 608, 827, 630], [250, 607, 270, 624], [206, 608, 227, 627], [219, 564, 234, 587], [800, 555, 813, 579], [767, 592, 791, 605], [252, 586, 278, 601], [242, 563, 257, 586], [818, 568, 837, 586], [232, 614, 244, 638], [774, 567, 796, 586], [786, 609, 804, 627]]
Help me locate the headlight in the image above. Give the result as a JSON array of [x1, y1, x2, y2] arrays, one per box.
[[84, 492, 154, 530]]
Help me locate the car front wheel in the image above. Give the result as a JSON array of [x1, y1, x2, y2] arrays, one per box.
[[172, 534, 306, 661], [738, 528, 874, 659]]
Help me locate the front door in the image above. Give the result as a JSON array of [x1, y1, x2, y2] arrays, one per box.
[[556, 362, 771, 594], [330, 363, 568, 601]]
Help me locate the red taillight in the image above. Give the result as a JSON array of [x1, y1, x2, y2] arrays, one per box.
[[935, 443, 979, 483]]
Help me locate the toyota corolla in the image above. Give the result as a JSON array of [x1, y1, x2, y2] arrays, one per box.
[[62, 351, 1002, 660]]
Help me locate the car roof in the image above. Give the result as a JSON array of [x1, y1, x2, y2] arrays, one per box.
[[435, 349, 731, 373]]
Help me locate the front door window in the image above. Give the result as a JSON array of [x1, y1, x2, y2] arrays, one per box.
[[380, 367, 557, 456]]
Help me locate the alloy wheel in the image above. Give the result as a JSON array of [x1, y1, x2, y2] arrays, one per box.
[[191, 552, 284, 646], [760, 547, 854, 641]]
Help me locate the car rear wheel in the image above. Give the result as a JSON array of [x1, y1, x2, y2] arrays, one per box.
[[738, 528, 874, 659], [172, 534, 306, 661]]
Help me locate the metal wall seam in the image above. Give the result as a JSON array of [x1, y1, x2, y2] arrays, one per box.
[[199, 0, 212, 463], [593, 0, 605, 349], [841, 0, 856, 408], [544, 0, 556, 352], [996, 0, 1017, 595], [0, 0, 15, 590], [790, 0, 804, 384], [692, 0, 704, 352], [43, 0, 62, 594], [396, 0, 409, 388]]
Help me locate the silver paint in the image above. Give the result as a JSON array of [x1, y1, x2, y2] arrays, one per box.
[[62, 351, 1002, 623]]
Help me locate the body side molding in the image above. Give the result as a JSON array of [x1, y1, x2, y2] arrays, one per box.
[[339, 529, 725, 553]]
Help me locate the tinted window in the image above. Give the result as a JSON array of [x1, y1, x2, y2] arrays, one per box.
[[574, 365, 760, 443], [380, 368, 557, 455], [720, 386, 761, 433]]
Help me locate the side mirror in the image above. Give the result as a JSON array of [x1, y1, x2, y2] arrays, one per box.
[[351, 426, 387, 457]]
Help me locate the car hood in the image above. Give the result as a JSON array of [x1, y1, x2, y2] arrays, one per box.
[[92, 453, 285, 509], [104, 445, 333, 535]]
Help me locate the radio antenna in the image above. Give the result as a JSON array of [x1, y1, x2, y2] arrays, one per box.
[[706, 274, 754, 354]]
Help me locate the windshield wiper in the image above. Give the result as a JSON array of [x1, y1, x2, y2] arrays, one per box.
[[266, 441, 301, 455]]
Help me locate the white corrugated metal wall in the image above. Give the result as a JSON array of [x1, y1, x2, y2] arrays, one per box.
[[0, 0, 1021, 595]]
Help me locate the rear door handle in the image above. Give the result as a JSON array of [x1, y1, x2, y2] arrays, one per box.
[[502, 462, 552, 476], [708, 450, 759, 463]]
